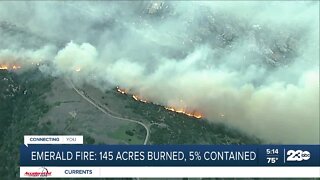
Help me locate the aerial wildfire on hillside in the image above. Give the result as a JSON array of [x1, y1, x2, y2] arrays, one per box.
[[116, 87, 203, 119], [0, 63, 202, 119]]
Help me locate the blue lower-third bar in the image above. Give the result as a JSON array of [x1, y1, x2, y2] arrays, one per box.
[[20, 145, 320, 166]]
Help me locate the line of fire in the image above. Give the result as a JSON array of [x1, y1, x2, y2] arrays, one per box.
[[116, 87, 203, 119], [0, 63, 203, 119]]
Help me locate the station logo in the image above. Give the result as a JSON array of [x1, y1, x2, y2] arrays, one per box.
[[286, 150, 311, 161]]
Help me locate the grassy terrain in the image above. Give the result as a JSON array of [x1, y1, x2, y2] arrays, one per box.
[[0, 69, 141, 179], [0, 69, 260, 179], [0, 69, 100, 179], [106, 124, 145, 144], [0, 69, 55, 178], [122, 92, 261, 145]]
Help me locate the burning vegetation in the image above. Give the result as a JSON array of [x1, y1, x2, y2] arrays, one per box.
[[0, 64, 21, 70], [116, 87, 128, 94], [165, 107, 203, 119], [116, 87, 203, 119]]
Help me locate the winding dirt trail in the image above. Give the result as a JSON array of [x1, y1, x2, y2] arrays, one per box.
[[68, 80, 150, 145]]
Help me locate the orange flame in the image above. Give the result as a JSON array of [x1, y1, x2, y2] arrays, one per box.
[[165, 107, 203, 119], [0, 65, 8, 70], [132, 95, 148, 103], [0, 64, 21, 70], [12, 65, 21, 69], [116, 87, 128, 94], [116, 87, 204, 119], [117, 87, 148, 103]]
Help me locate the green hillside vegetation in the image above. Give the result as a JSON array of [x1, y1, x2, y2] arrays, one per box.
[[125, 95, 261, 145], [0, 69, 54, 178]]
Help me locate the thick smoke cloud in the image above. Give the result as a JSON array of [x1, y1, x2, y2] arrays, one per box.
[[0, 1, 319, 144]]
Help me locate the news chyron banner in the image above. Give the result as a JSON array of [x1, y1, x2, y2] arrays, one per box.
[[20, 135, 320, 178]]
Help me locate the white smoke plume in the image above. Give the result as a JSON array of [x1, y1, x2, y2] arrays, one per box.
[[0, 1, 318, 144]]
